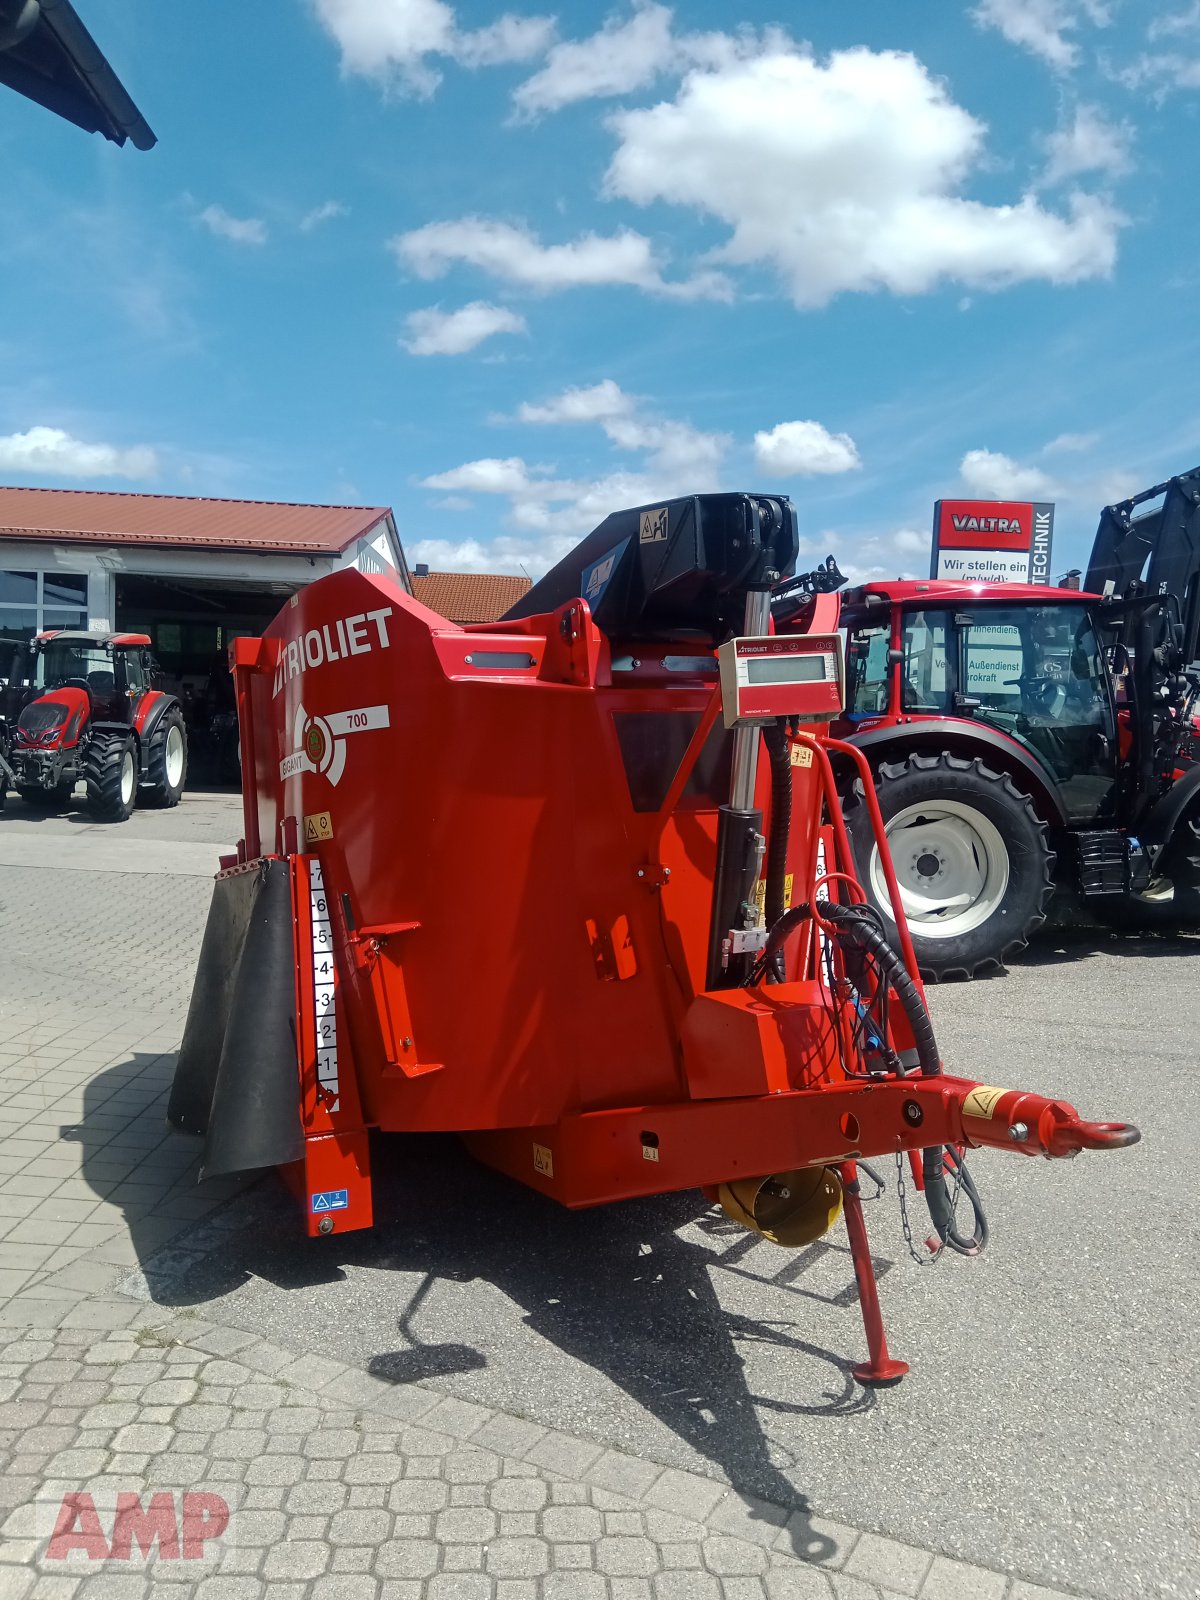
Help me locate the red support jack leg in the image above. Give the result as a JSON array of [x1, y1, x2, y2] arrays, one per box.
[[840, 1160, 908, 1386]]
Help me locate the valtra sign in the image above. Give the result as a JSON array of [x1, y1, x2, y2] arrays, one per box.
[[930, 499, 1055, 585]]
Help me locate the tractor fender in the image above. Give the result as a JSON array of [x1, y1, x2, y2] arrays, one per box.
[[135, 693, 178, 772], [1138, 763, 1200, 859], [135, 689, 172, 740], [841, 719, 1069, 828]]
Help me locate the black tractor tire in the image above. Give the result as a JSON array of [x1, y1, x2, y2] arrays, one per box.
[[15, 779, 74, 809], [84, 733, 138, 823], [141, 706, 188, 808], [843, 752, 1054, 981]]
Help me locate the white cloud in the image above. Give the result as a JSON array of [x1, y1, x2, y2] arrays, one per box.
[[402, 301, 528, 355], [300, 200, 348, 231], [960, 448, 1058, 499], [753, 420, 861, 478], [513, 3, 675, 116], [1042, 430, 1098, 454], [516, 379, 630, 425], [605, 47, 1124, 309], [972, 0, 1111, 71], [517, 380, 728, 481], [311, 0, 553, 96], [197, 204, 268, 246], [418, 379, 731, 569], [0, 426, 157, 480], [1040, 104, 1133, 185], [391, 217, 731, 299]]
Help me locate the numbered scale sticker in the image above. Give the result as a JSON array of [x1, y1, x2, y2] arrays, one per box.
[[310, 862, 339, 1111]]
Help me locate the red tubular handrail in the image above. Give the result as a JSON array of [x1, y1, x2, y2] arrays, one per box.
[[823, 734, 924, 991]]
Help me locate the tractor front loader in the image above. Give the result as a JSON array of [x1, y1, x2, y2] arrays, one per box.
[[170, 493, 1136, 1382]]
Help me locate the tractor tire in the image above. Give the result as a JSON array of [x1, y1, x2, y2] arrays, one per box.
[[141, 706, 187, 808], [84, 733, 138, 823], [1092, 806, 1200, 931], [843, 752, 1054, 982]]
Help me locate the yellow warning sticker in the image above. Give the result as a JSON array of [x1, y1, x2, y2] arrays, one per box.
[[963, 1084, 1006, 1120], [790, 744, 813, 768], [753, 873, 794, 925], [532, 1143, 554, 1178], [304, 812, 334, 845]]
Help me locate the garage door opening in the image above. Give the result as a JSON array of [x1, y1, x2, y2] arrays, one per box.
[[115, 573, 294, 786]]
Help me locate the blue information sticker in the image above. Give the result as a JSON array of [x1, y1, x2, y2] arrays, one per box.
[[580, 537, 629, 611], [310, 1189, 349, 1213]]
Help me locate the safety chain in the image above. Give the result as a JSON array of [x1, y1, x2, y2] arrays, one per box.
[[895, 1145, 969, 1267]]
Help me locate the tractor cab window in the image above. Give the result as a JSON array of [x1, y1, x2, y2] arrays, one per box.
[[901, 612, 955, 713], [122, 651, 147, 696], [959, 604, 1116, 822], [845, 624, 890, 717], [34, 643, 113, 694]]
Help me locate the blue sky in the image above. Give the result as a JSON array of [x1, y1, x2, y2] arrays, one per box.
[[2, 0, 1199, 579]]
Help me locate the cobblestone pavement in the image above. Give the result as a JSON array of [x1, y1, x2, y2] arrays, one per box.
[[0, 795, 1188, 1599]]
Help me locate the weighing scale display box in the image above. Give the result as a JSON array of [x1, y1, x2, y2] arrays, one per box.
[[717, 633, 843, 727]]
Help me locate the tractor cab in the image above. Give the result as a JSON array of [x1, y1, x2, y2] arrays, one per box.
[[822, 579, 1200, 980], [0, 631, 186, 822]]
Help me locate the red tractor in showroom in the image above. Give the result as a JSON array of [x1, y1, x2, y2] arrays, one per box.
[[0, 630, 187, 821]]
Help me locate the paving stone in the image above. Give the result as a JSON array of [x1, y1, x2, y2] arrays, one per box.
[[718, 1580, 767, 1600], [388, 1480, 449, 1514], [304, 1429, 361, 1460], [917, 1557, 1007, 1600], [543, 1577, 607, 1600], [843, 1535, 932, 1598], [596, 1538, 659, 1578], [485, 1540, 551, 1579], [644, 1472, 727, 1523], [284, 1482, 349, 1515], [373, 1540, 440, 1579], [701, 1539, 769, 1578], [604, 1513, 645, 1537], [489, 1480, 547, 1513], [443, 1449, 500, 1484], [329, 1510, 393, 1544], [435, 1508, 498, 1543], [524, 1433, 603, 1479], [426, 1578, 493, 1600], [244, 1456, 304, 1486], [262, 1542, 331, 1580], [552, 1547, 593, 1572], [586, 1452, 663, 1501], [654, 1577, 722, 1600], [194, 1580, 263, 1600], [442, 1546, 485, 1572], [761, 1574, 834, 1600], [310, 1578, 380, 1600], [542, 1507, 603, 1543], [707, 1496, 789, 1549], [775, 1515, 858, 1570]]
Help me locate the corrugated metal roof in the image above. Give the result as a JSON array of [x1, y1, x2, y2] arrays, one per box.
[[0, 486, 391, 556], [411, 571, 532, 624]]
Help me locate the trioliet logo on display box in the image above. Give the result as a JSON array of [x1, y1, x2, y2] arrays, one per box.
[[930, 498, 1055, 585]]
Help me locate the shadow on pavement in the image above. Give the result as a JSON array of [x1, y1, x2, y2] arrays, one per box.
[[76, 1053, 885, 1556]]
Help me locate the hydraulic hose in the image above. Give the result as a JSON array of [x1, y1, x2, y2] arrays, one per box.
[[761, 722, 792, 981], [755, 898, 987, 1254]]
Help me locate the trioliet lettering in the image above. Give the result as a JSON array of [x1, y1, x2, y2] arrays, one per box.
[[272, 607, 392, 698]]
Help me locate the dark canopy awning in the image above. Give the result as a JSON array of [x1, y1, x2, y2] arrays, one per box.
[[0, 0, 155, 149]]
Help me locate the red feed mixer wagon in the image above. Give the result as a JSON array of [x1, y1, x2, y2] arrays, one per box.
[[170, 493, 1138, 1383]]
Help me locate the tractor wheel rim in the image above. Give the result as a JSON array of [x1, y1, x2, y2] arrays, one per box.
[[120, 750, 135, 807], [869, 799, 1009, 940], [165, 724, 185, 787]]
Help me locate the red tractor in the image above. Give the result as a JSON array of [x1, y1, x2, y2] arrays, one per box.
[[0, 630, 187, 821], [775, 467, 1200, 980]]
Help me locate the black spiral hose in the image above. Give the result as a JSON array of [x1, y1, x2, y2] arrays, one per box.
[[754, 898, 988, 1255]]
